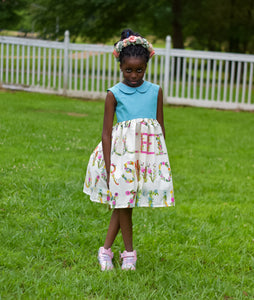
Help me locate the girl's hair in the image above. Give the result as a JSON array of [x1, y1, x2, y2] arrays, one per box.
[[115, 29, 150, 64]]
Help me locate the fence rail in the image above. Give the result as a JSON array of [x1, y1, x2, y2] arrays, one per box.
[[0, 31, 253, 110]]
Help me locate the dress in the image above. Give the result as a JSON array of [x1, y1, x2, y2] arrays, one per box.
[[83, 81, 174, 209]]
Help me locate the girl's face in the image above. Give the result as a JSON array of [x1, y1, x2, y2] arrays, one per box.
[[120, 56, 147, 87]]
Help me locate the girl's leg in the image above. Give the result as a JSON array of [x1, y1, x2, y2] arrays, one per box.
[[104, 208, 133, 252], [119, 208, 136, 270], [103, 209, 120, 249], [119, 208, 133, 252]]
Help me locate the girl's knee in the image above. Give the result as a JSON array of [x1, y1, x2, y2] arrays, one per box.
[[118, 208, 133, 216]]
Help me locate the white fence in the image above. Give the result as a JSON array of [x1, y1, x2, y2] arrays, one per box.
[[0, 31, 253, 110]]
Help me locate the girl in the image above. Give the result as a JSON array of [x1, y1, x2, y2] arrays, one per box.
[[84, 29, 174, 271]]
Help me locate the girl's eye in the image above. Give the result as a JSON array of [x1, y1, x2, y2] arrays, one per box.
[[137, 69, 143, 73], [126, 69, 132, 73]]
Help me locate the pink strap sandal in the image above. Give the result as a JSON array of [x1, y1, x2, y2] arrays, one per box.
[[121, 250, 137, 270], [98, 247, 114, 271]]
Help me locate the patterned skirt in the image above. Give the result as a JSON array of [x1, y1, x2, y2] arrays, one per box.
[[83, 118, 174, 208]]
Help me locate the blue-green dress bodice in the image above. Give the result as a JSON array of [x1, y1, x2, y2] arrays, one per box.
[[108, 81, 160, 123]]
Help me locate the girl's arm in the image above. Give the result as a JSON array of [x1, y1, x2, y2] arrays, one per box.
[[156, 87, 166, 138], [102, 91, 116, 188]]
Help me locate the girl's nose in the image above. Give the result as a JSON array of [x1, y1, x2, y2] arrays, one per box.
[[131, 73, 137, 79]]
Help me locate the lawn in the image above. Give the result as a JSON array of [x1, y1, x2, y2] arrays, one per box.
[[0, 90, 253, 299]]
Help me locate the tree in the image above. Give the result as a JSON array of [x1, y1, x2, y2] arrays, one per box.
[[227, 0, 254, 53], [183, 0, 254, 52], [29, 0, 184, 48], [30, 0, 146, 41], [0, 0, 27, 30], [172, 0, 184, 48], [14, 0, 254, 53]]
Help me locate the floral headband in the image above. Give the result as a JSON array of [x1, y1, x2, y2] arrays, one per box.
[[113, 35, 155, 61]]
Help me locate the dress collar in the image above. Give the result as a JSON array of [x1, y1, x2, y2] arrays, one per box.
[[117, 81, 151, 94]]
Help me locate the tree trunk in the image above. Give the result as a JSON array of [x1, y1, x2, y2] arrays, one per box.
[[228, 0, 240, 52], [172, 0, 184, 48]]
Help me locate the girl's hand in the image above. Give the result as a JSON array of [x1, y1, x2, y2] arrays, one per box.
[[107, 171, 110, 189], [156, 87, 166, 138]]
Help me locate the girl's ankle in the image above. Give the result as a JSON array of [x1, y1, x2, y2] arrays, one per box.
[[125, 248, 133, 252]]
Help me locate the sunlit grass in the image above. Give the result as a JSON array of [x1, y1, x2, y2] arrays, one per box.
[[0, 90, 253, 299]]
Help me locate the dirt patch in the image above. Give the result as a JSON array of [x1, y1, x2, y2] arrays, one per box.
[[66, 112, 88, 117], [35, 109, 88, 117]]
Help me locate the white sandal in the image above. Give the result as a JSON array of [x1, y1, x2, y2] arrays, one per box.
[[121, 250, 137, 270], [98, 247, 114, 271]]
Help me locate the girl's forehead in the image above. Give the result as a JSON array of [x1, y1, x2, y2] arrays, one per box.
[[121, 56, 147, 66]]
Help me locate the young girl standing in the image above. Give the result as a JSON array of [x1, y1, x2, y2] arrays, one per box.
[[84, 29, 174, 271]]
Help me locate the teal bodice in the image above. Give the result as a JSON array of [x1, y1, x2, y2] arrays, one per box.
[[108, 81, 160, 123]]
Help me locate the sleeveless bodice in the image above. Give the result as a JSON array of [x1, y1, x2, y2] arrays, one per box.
[[108, 81, 160, 123]]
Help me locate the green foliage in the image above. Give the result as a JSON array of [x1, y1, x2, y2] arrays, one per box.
[[29, 0, 145, 41], [2, 0, 253, 52], [0, 0, 27, 30], [0, 90, 254, 298], [184, 0, 254, 53]]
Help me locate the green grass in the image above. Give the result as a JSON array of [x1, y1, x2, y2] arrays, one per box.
[[0, 90, 254, 299]]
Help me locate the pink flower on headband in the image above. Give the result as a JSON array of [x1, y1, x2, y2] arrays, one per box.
[[128, 35, 137, 43], [113, 49, 120, 58], [149, 50, 155, 58]]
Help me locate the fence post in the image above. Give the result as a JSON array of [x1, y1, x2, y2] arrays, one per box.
[[63, 30, 69, 95], [163, 35, 171, 103]]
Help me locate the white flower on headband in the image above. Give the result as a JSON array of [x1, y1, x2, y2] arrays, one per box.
[[113, 35, 155, 60]]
